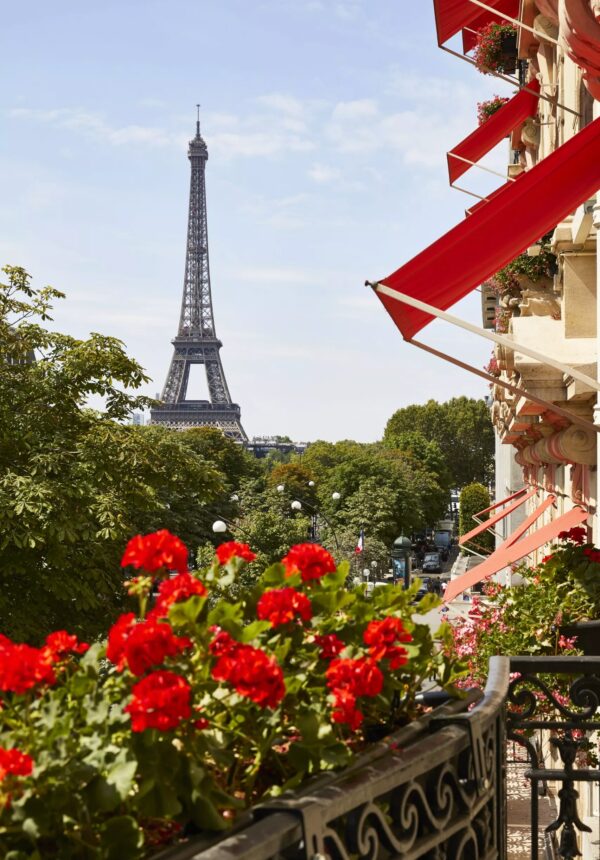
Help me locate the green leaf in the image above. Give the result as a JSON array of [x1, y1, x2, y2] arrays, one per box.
[[106, 757, 137, 800], [239, 620, 271, 643], [100, 816, 143, 859]]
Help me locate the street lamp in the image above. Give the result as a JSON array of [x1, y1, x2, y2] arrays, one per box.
[[308, 480, 315, 487], [332, 491, 341, 501], [289, 495, 341, 553], [276, 484, 285, 493], [212, 520, 227, 534]]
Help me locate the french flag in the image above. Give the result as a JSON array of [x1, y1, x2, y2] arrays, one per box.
[[355, 528, 365, 554]]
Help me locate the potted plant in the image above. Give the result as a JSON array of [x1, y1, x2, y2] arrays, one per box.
[[477, 95, 510, 126], [473, 23, 518, 75], [0, 530, 466, 858]]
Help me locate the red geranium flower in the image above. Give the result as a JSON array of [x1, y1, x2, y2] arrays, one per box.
[[215, 541, 256, 565], [44, 631, 89, 658], [584, 547, 600, 564], [121, 529, 188, 576], [211, 639, 285, 709], [558, 526, 587, 545], [106, 613, 137, 670], [331, 688, 363, 730], [326, 657, 383, 698], [313, 633, 345, 660], [107, 617, 191, 676], [149, 572, 207, 620], [363, 617, 412, 669], [282, 543, 336, 583], [0, 637, 56, 695], [208, 628, 239, 657], [257, 587, 312, 627], [0, 747, 33, 782], [125, 670, 191, 732]]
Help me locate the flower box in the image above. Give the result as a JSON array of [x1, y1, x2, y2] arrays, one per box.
[[0, 532, 469, 859], [152, 666, 507, 860]]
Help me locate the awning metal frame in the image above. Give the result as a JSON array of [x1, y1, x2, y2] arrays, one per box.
[[372, 282, 600, 395], [466, 0, 560, 46]]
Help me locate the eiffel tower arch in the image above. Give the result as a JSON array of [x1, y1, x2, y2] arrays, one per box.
[[150, 112, 247, 441]]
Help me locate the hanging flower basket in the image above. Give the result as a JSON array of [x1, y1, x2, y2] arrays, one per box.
[[473, 24, 518, 75], [477, 95, 510, 126]]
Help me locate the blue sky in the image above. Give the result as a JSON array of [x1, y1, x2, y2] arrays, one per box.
[[2, 0, 511, 441]]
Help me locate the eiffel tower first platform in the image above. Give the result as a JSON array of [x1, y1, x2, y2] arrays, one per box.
[[150, 112, 247, 441]]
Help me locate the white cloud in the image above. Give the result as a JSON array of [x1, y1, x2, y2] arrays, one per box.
[[8, 108, 174, 148], [308, 162, 341, 183]]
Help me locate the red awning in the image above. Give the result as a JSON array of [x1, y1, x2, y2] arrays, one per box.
[[459, 487, 536, 545], [461, 0, 520, 52], [434, 0, 516, 45], [444, 502, 588, 601], [447, 80, 540, 184], [375, 115, 600, 341]]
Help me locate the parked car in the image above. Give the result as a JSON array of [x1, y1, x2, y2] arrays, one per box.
[[422, 551, 442, 573]]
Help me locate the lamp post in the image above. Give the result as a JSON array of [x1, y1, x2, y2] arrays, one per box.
[[289, 493, 341, 553], [212, 519, 228, 535]]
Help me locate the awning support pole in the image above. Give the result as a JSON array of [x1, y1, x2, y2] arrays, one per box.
[[449, 152, 518, 183], [406, 337, 599, 433], [372, 282, 600, 393], [466, 0, 560, 46], [440, 45, 582, 118], [450, 183, 490, 201]]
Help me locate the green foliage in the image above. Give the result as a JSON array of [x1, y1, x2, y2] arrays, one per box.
[[266, 462, 317, 507], [300, 440, 448, 547], [449, 541, 599, 687], [383, 397, 494, 488], [459, 483, 493, 554], [0, 539, 467, 858], [485, 242, 557, 296], [0, 267, 223, 642]]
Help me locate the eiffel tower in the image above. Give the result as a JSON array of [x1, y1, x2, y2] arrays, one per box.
[[151, 110, 246, 441]]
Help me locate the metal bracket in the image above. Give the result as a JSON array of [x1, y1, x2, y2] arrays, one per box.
[[254, 797, 326, 860], [430, 713, 489, 794]]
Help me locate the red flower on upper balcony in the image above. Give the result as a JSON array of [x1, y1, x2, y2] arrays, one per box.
[[558, 526, 587, 545]]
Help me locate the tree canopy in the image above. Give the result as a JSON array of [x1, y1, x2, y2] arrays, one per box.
[[0, 267, 223, 641], [383, 397, 494, 488]]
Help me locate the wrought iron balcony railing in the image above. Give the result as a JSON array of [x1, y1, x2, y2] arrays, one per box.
[[156, 656, 600, 860]]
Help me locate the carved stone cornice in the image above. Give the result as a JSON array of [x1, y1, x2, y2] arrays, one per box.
[[559, 0, 600, 101]]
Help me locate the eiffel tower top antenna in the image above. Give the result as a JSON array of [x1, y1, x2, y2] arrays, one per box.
[[196, 103, 200, 136]]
